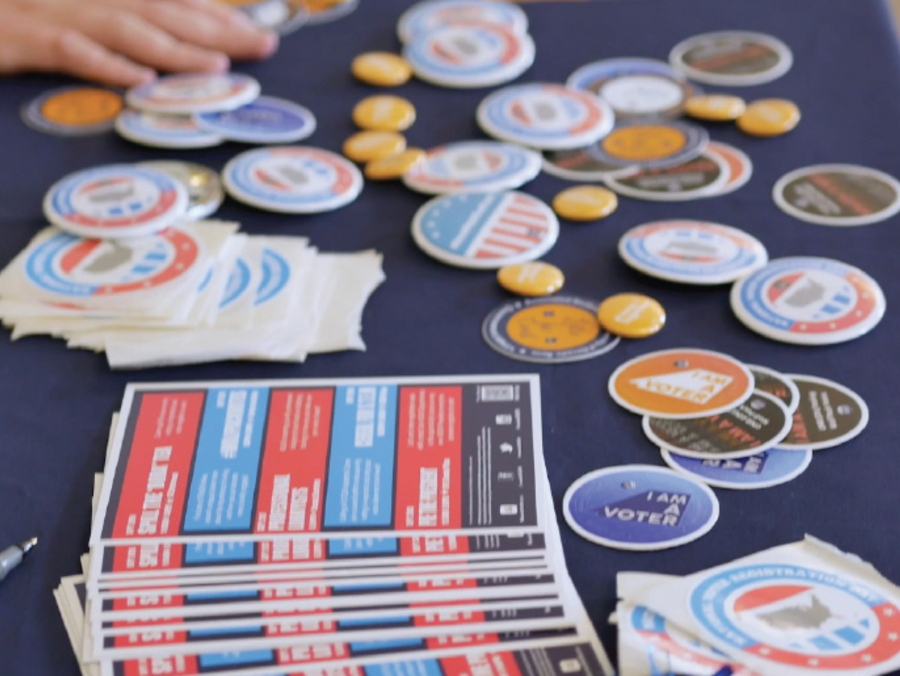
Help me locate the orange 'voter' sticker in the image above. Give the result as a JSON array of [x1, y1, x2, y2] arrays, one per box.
[[40, 89, 123, 127], [608, 348, 754, 418]]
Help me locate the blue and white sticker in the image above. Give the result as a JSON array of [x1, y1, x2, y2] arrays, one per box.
[[114, 109, 224, 149], [43, 164, 189, 239], [567, 57, 696, 119], [411, 191, 559, 269], [194, 96, 316, 144], [402, 141, 541, 194], [222, 146, 363, 214], [476, 83, 615, 150], [662, 447, 812, 490], [619, 219, 768, 285], [730, 257, 886, 345], [397, 0, 529, 43], [126, 73, 261, 115], [563, 465, 719, 551], [403, 22, 534, 88]]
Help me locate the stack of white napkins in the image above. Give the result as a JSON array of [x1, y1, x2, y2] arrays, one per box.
[[0, 221, 384, 368]]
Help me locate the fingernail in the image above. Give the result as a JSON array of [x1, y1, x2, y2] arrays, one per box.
[[137, 68, 157, 85], [260, 32, 279, 58]]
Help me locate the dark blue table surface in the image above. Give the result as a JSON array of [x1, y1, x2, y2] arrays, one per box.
[[2, 0, 900, 673]]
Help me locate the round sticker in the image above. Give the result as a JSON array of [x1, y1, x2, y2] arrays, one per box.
[[772, 164, 900, 227], [661, 447, 812, 490], [44, 164, 189, 239], [669, 31, 793, 86], [24, 228, 201, 298], [541, 147, 638, 182], [552, 186, 618, 221], [194, 96, 316, 144], [563, 465, 719, 551], [566, 58, 695, 119], [608, 348, 755, 419], [403, 141, 541, 194], [114, 109, 224, 149], [397, 0, 529, 43], [643, 390, 792, 460], [304, 0, 358, 24], [730, 257, 885, 345], [593, 120, 708, 171], [352, 95, 416, 132], [705, 141, 753, 197], [126, 73, 261, 114], [688, 563, 900, 673], [597, 293, 665, 339], [343, 131, 407, 163], [476, 83, 615, 150], [684, 94, 746, 122], [482, 295, 619, 363], [736, 99, 800, 137], [403, 22, 535, 88], [364, 148, 426, 181], [22, 87, 123, 136], [605, 148, 729, 202], [619, 220, 769, 285], [411, 191, 559, 269], [138, 161, 224, 221], [780, 375, 869, 451], [351, 52, 413, 87], [238, 0, 308, 34], [496, 262, 564, 297], [746, 365, 800, 415], [222, 146, 363, 214]]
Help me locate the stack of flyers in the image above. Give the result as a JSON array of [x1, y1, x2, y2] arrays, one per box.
[[56, 374, 614, 676], [0, 224, 385, 368]]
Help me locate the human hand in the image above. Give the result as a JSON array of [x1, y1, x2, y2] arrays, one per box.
[[0, 0, 279, 87]]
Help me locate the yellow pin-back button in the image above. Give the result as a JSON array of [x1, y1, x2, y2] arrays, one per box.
[[736, 99, 800, 137], [597, 293, 666, 338], [353, 95, 416, 131], [552, 186, 618, 222], [343, 131, 407, 163], [364, 148, 426, 180], [497, 262, 565, 297], [684, 94, 746, 122], [352, 52, 412, 87]]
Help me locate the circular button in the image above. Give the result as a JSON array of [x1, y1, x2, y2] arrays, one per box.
[[343, 131, 407, 162], [352, 52, 413, 86], [737, 99, 800, 137], [352, 95, 416, 131], [497, 261, 565, 297], [597, 293, 666, 338], [684, 94, 746, 121], [364, 148, 426, 180], [552, 185, 618, 221]]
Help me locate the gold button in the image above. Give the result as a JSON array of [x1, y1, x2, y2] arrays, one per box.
[[497, 262, 565, 297], [343, 131, 407, 163], [737, 99, 800, 137], [684, 94, 746, 122], [598, 293, 666, 338], [364, 148, 426, 180], [552, 186, 618, 221], [352, 52, 413, 87], [352, 95, 416, 131]]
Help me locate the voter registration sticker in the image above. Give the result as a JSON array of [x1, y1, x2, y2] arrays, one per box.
[[780, 375, 869, 451], [746, 365, 800, 414], [44, 164, 189, 239], [22, 86, 123, 136], [643, 390, 792, 460], [403, 141, 541, 194], [593, 120, 708, 171], [114, 109, 224, 149], [476, 83, 615, 150], [397, 0, 529, 43], [730, 257, 886, 345], [126, 73, 261, 114], [138, 161, 224, 221], [609, 348, 754, 419], [604, 148, 729, 202], [772, 164, 900, 226], [482, 295, 619, 363], [661, 447, 812, 490], [669, 31, 793, 86], [222, 146, 363, 213], [619, 220, 768, 285], [412, 191, 559, 269], [194, 96, 316, 144], [563, 465, 719, 551]]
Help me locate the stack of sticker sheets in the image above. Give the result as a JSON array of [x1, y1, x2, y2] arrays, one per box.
[[54, 374, 613, 676], [0, 222, 384, 368], [612, 536, 900, 676]]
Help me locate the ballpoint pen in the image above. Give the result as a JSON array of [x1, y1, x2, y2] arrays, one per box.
[[0, 537, 38, 583]]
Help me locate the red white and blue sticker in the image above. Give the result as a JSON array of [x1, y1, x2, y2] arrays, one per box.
[[222, 146, 363, 214], [43, 164, 189, 239], [566, 57, 696, 119], [403, 21, 534, 88], [619, 220, 768, 285], [476, 83, 615, 150], [411, 191, 559, 269], [397, 0, 529, 43], [661, 446, 812, 490], [114, 109, 224, 149], [23, 228, 200, 297], [730, 257, 886, 345], [403, 141, 541, 194], [194, 96, 316, 144], [563, 465, 719, 551], [688, 563, 900, 673], [125, 73, 261, 115]]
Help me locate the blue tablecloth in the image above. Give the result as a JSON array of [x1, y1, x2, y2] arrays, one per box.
[[2, 0, 900, 673]]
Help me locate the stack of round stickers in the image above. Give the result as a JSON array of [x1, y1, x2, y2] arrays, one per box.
[[399, 0, 535, 88]]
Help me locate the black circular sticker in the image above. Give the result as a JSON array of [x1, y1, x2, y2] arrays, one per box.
[[781, 375, 869, 450], [669, 31, 793, 85], [605, 152, 727, 201], [642, 390, 792, 459], [541, 147, 637, 181], [746, 365, 800, 414]]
